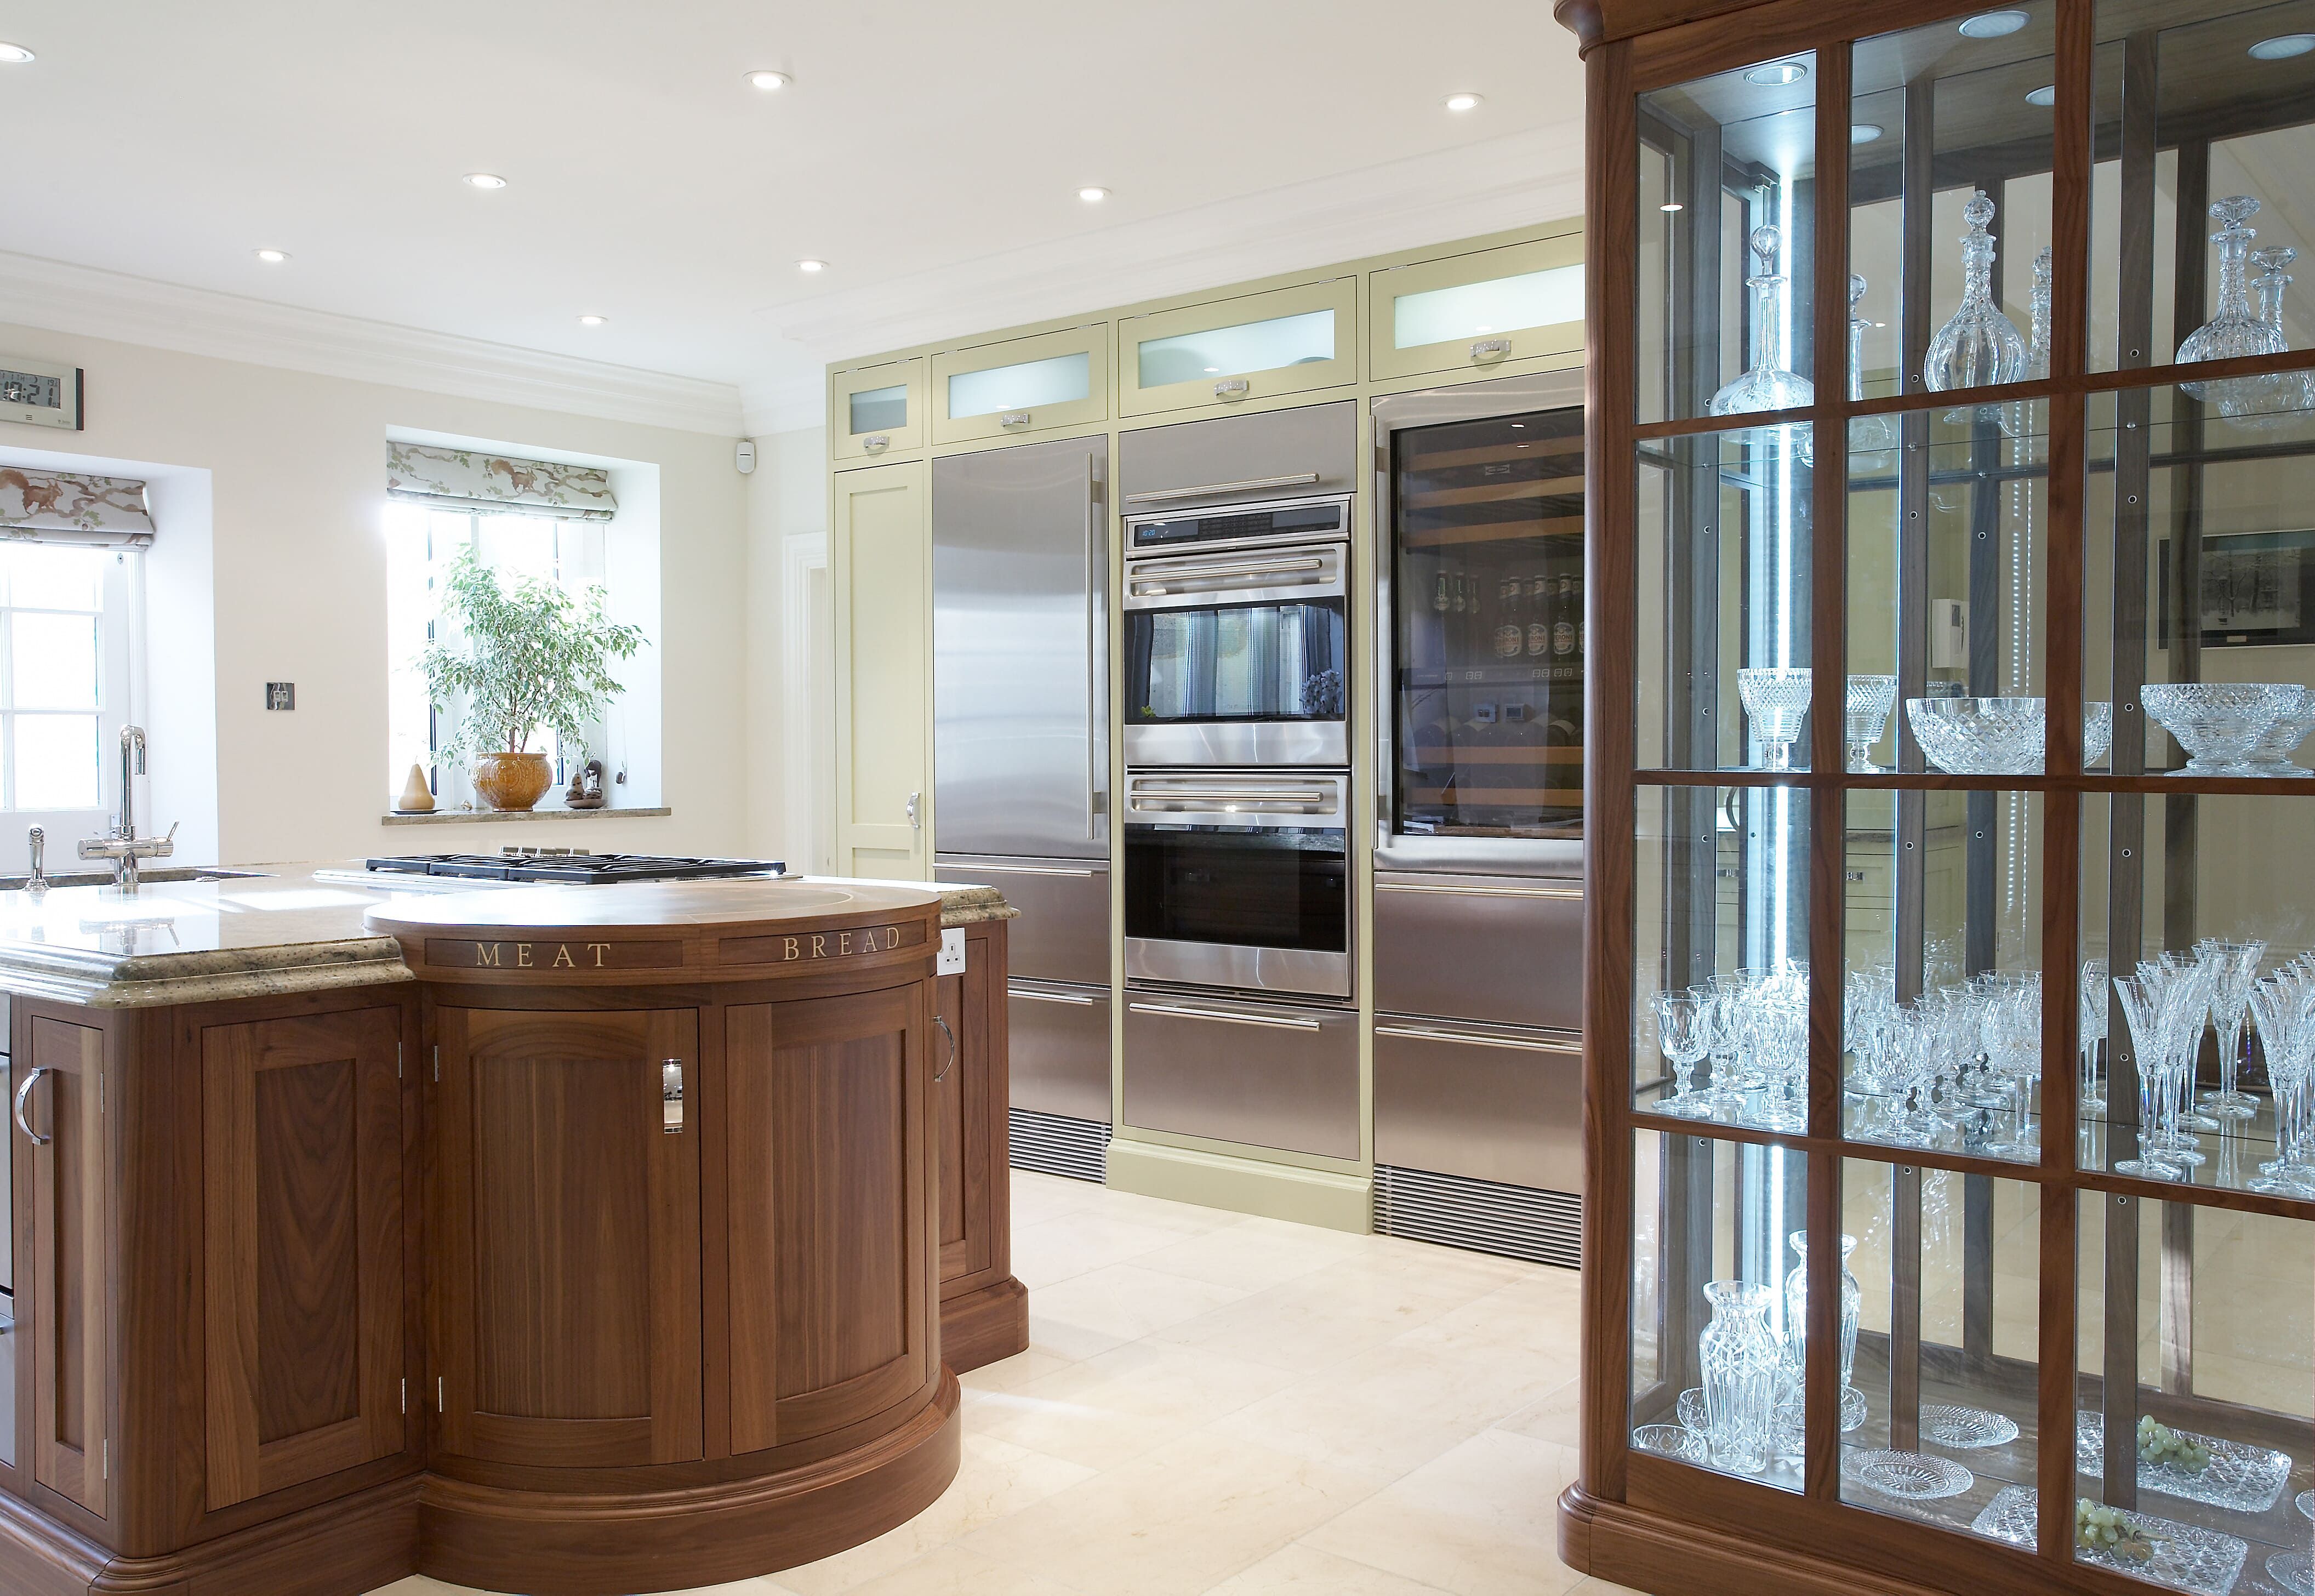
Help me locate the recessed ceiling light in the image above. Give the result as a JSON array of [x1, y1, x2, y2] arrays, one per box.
[[1078, 186, 1110, 203], [253, 248, 289, 264], [1958, 10, 2031, 38], [2251, 33, 2315, 59], [0, 42, 33, 63], [1445, 92, 1482, 112], [1661, 201, 1685, 212], [796, 259, 826, 273], [2025, 83, 2057, 106], [1742, 60, 1809, 86], [464, 172, 508, 189], [1852, 123, 1885, 144], [745, 69, 792, 91], [578, 314, 607, 326]]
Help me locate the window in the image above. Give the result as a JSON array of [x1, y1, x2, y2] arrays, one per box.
[[385, 506, 614, 806], [1, 544, 133, 820]]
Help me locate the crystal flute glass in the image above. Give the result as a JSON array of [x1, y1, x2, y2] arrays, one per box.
[[2197, 938, 2265, 1119], [1986, 975, 2043, 1159], [1845, 675, 1897, 773], [2078, 957, 2109, 1116], [2249, 973, 2315, 1195], [2113, 973, 2185, 1179], [1738, 667, 1812, 772]]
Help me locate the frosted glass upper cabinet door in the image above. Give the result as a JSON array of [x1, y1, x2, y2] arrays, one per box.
[[1120, 277, 1356, 418], [930, 324, 1109, 446], [1369, 234, 1586, 382], [831, 356, 927, 465]]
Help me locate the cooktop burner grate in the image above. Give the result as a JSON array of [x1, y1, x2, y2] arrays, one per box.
[[363, 852, 785, 884]]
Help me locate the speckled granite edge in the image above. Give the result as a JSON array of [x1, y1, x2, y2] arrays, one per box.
[[935, 884, 1019, 927], [0, 937, 415, 1010]]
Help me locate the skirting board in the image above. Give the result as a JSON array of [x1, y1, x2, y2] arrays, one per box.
[[1105, 1137, 1371, 1233], [1559, 1484, 1962, 1596]]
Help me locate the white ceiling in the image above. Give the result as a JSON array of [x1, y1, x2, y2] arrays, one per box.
[[0, 1, 1588, 432]]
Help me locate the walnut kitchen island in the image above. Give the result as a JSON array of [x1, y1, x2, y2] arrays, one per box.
[[0, 866, 1024, 1596]]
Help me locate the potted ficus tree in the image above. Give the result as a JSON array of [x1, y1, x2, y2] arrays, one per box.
[[419, 545, 646, 812]]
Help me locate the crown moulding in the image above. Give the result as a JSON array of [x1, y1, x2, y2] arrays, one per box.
[[1555, 0, 1771, 52]]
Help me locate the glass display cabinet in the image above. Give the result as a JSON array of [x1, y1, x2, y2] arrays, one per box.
[[1560, 2, 2315, 1593]]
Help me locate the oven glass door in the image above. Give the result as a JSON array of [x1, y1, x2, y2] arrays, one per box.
[[1124, 822, 1347, 956], [1126, 600, 1347, 725]]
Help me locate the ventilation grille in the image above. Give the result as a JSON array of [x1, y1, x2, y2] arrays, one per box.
[[1373, 1164, 1581, 1270], [1009, 1108, 1111, 1183]]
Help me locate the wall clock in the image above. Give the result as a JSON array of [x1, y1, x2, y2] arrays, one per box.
[[0, 355, 84, 430]]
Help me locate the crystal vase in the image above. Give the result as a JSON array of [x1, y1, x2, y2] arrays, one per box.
[[2178, 197, 2289, 414], [1924, 191, 2026, 423], [1783, 1231, 1862, 1397], [1710, 225, 1815, 466], [1700, 1280, 1780, 1476]]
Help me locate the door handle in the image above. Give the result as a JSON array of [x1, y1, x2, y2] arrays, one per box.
[[660, 1060, 684, 1134], [907, 791, 922, 831], [1122, 472, 1320, 505], [934, 1015, 957, 1081], [13, 1067, 52, 1145], [1128, 1001, 1321, 1032], [1374, 1023, 1581, 1054]]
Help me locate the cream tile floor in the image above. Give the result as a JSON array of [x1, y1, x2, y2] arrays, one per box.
[[372, 1170, 1640, 1596]]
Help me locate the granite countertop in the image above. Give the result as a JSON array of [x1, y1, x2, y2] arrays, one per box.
[[0, 863, 1014, 1008]]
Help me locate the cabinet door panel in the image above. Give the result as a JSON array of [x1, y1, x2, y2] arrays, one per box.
[[201, 1007, 406, 1510], [20, 1017, 107, 1517], [831, 356, 926, 463], [835, 460, 931, 879], [935, 943, 997, 1288], [435, 1008, 702, 1468], [725, 985, 931, 1454]]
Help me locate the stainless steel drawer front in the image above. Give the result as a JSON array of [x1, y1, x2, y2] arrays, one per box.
[[1007, 979, 1113, 1124], [1372, 1018, 1583, 1192], [1118, 402, 1358, 517], [1371, 871, 1583, 1030], [937, 856, 1110, 986], [1121, 992, 1358, 1158]]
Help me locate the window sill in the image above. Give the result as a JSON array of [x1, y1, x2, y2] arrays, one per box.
[[380, 806, 671, 826]]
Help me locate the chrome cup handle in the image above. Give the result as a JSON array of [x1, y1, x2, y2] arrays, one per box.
[[13, 1067, 53, 1145], [934, 1015, 957, 1082]]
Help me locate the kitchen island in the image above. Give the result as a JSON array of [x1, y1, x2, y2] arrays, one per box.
[[0, 865, 1023, 1596]]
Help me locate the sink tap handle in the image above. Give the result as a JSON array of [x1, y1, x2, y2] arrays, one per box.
[[26, 825, 46, 895]]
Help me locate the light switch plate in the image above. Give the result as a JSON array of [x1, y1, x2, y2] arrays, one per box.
[[938, 928, 965, 975]]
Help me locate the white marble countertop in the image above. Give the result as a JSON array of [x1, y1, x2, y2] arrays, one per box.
[[0, 863, 1013, 1008]]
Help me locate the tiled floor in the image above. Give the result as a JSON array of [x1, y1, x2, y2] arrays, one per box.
[[373, 1171, 1637, 1596]]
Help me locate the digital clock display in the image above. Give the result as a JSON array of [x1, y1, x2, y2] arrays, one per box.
[[0, 369, 62, 409]]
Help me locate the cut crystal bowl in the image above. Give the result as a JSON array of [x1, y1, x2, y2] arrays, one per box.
[[1738, 666, 1812, 771], [1906, 696, 2045, 775], [2085, 700, 2113, 768], [2141, 682, 2289, 776], [2249, 683, 2315, 775]]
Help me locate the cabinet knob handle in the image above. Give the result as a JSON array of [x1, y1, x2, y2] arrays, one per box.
[[660, 1059, 684, 1134], [1000, 410, 1032, 429], [1470, 337, 1513, 362], [1212, 378, 1250, 400], [863, 433, 890, 454], [934, 1015, 957, 1082], [13, 1067, 52, 1145]]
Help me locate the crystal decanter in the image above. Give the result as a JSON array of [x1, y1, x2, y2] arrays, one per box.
[[1710, 224, 1815, 464], [1923, 190, 2026, 402], [2177, 196, 2287, 405], [2231, 244, 2310, 429], [1848, 272, 1898, 467]]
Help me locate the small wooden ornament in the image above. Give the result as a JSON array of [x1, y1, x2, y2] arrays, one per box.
[[396, 762, 436, 813]]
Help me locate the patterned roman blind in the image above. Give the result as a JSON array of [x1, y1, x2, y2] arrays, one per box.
[[386, 441, 618, 522], [0, 467, 155, 546]]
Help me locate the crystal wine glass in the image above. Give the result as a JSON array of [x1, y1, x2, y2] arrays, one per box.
[[1845, 675, 1897, 772], [1924, 192, 2027, 406], [1650, 988, 1714, 1119], [2113, 972, 2186, 1179], [2197, 938, 2265, 1119], [1737, 666, 1811, 771], [2177, 197, 2289, 408]]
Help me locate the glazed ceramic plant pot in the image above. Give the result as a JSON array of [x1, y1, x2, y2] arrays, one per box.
[[472, 750, 555, 812]]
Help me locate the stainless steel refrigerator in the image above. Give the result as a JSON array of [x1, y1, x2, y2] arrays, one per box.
[[932, 436, 1113, 1181], [1369, 369, 1588, 1266]]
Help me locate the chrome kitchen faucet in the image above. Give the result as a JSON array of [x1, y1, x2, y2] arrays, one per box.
[[77, 725, 175, 892]]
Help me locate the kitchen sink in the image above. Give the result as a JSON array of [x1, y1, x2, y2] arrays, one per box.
[[0, 867, 273, 891]]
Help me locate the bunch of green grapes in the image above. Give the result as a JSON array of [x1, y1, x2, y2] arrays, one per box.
[[2077, 1498, 2156, 1563], [2138, 1415, 2213, 1474]]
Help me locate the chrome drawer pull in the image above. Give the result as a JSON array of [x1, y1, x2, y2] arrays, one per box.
[[1011, 987, 1097, 1005], [862, 433, 891, 454], [1212, 378, 1251, 400], [957, 862, 1097, 877], [1130, 1001, 1320, 1032], [1376, 882, 1582, 900], [1000, 410, 1033, 428], [1470, 337, 1514, 361], [660, 1061, 684, 1134], [935, 1015, 958, 1082], [1122, 472, 1320, 505], [1375, 1024, 1581, 1054], [14, 1066, 52, 1144]]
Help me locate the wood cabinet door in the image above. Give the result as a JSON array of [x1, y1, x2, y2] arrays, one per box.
[[434, 1008, 702, 1468], [936, 939, 998, 1289], [725, 984, 933, 1454], [18, 1017, 110, 1517], [201, 1007, 406, 1510]]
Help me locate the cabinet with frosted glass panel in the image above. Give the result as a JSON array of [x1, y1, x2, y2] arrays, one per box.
[[930, 324, 1109, 446], [1117, 277, 1356, 417], [1576, 2, 2315, 1594], [831, 356, 927, 465]]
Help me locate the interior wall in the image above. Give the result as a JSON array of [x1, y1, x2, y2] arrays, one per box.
[[0, 317, 749, 866], [741, 424, 829, 869]]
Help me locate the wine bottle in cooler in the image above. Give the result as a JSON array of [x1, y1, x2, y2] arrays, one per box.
[[1553, 574, 1578, 659], [1494, 574, 1523, 659], [1526, 573, 1551, 656]]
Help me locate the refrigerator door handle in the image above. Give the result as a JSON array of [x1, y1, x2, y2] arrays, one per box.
[[1373, 1023, 1582, 1054], [1087, 462, 1106, 845]]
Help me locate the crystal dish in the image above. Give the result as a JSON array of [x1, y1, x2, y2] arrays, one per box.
[[1771, 1384, 1869, 1441], [2250, 683, 2315, 774], [1842, 1448, 1974, 1501], [1921, 1404, 2020, 1450], [2275, 1550, 2315, 1596], [1632, 1424, 1710, 1464], [1906, 696, 2045, 774], [2074, 1410, 2291, 1513], [1972, 1486, 2249, 1596], [2141, 682, 2289, 777]]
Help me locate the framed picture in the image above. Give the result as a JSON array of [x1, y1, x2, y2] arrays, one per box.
[[2158, 528, 2315, 649], [0, 355, 84, 431]]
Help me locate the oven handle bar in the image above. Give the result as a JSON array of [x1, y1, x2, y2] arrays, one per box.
[[1128, 1001, 1322, 1032], [1130, 788, 1332, 803], [1127, 556, 1327, 595], [1122, 472, 1320, 505]]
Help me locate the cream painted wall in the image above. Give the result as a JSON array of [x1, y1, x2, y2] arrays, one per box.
[[0, 318, 750, 865], [741, 425, 830, 871]]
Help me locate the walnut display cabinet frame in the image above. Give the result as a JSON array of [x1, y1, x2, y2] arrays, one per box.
[[1560, 3, 2315, 1594]]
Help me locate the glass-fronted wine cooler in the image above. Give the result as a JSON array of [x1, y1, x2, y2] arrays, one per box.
[[1570, 4, 2315, 1595]]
